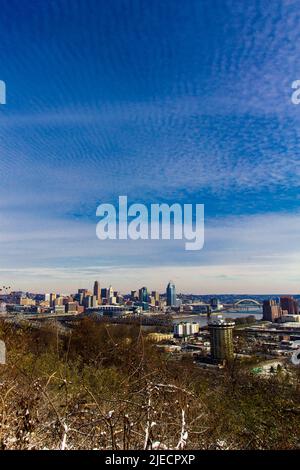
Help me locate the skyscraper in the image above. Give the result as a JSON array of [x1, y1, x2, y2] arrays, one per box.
[[83, 295, 98, 309], [101, 288, 107, 300], [93, 281, 101, 304], [208, 317, 235, 363], [150, 290, 160, 306], [139, 286, 149, 303], [107, 286, 114, 299], [53, 296, 63, 307], [151, 291, 160, 302], [49, 293, 57, 308], [166, 281, 176, 307], [263, 299, 282, 322], [280, 296, 299, 315], [131, 290, 138, 301]]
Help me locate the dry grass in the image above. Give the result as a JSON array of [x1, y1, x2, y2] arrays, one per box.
[[0, 318, 300, 450]]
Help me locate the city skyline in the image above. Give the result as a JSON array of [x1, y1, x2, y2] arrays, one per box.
[[1, 1, 300, 292], [2, 278, 300, 298]]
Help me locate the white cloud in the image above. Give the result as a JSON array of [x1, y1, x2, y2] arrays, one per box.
[[0, 210, 300, 293]]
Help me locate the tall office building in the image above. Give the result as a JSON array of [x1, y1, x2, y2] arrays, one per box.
[[83, 295, 98, 309], [166, 281, 176, 307], [208, 317, 235, 363], [78, 292, 84, 305], [78, 288, 92, 299], [93, 281, 101, 304], [107, 286, 114, 300], [263, 299, 282, 322], [53, 296, 63, 307], [151, 291, 160, 302], [139, 286, 149, 303], [280, 296, 299, 315], [49, 293, 57, 308], [131, 290, 138, 301]]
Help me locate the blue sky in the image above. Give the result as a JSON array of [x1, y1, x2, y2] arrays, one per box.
[[1, 0, 300, 293]]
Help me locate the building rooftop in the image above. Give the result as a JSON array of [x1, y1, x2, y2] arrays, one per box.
[[208, 316, 235, 327]]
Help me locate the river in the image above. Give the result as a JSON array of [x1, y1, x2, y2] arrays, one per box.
[[172, 309, 262, 327]]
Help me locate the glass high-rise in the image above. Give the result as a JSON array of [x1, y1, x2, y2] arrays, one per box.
[[93, 280, 101, 303], [139, 286, 149, 303], [166, 281, 176, 307]]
